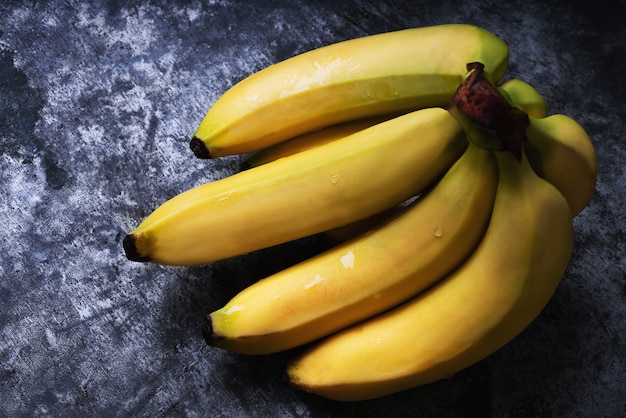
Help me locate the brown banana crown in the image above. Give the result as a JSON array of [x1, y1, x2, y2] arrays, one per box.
[[449, 62, 529, 160]]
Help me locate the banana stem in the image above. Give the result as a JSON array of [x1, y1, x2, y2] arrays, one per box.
[[449, 62, 529, 161]]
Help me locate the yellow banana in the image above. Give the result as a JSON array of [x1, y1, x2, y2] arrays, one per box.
[[123, 107, 466, 266], [190, 24, 508, 158], [498, 78, 547, 118], [526, 114, 597, 217], [285, 147, 574, 402], [204, 142, 498, 354]]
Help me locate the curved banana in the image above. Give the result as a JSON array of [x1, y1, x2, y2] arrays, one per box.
[[203, 142, 498, 354], [123, 107, 466, 266], [498, 78, 547, 118], [190, 24, 508, 158], [285, 147, 574, 402], [526, 114, 597, 217]]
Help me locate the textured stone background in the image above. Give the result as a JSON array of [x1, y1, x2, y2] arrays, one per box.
[[1, 0, 625, 416]]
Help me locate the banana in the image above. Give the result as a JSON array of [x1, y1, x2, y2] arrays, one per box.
[[498, 78, 547, 118], [190, 24, 508, 158], [285, 146, 574, 402], [526, 114, 597, 217], [203, 141, 498, 354], [123, 107, 466, 266]]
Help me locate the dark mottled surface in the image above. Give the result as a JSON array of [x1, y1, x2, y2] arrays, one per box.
[[1, 0, 625, 416]]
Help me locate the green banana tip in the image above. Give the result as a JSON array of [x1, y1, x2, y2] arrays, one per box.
[[190, 136, 212, 159]]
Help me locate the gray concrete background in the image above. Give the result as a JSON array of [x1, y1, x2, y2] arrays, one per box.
[[1, 0, 624, 416]]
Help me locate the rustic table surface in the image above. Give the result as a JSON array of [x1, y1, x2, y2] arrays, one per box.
[[1, 0, 624, 416]]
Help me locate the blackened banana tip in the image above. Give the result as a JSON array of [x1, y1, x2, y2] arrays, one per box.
[[123, 234, 148, 262], [201, 315, 213, 345], [190, 136, 212, 159]]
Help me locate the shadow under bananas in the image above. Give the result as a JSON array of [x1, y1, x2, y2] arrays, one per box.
[[147, 233, 334, 391]]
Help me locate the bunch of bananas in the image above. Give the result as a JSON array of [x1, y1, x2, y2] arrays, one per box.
[[123, 24, 597, 401]]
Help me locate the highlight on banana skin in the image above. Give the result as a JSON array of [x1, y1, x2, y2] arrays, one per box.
[[122, 24, 597, 401]]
